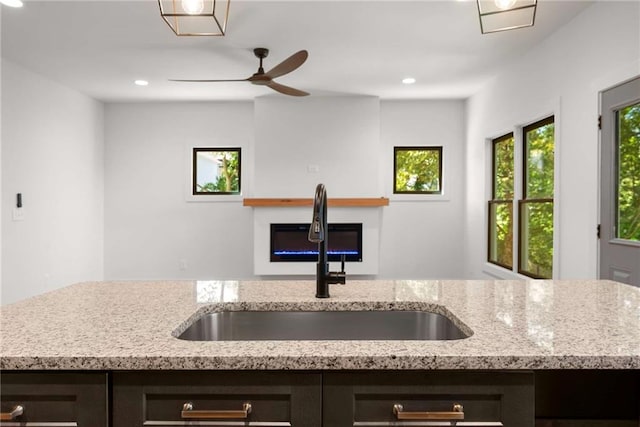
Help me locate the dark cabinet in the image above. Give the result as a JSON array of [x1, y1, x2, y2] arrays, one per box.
[[323, 371, 535, 427], [0, 372, 108, 425], [112, 371, 322, 426], [534, 370, 640, 427]]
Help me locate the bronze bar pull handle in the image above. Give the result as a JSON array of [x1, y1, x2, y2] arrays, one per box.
[[181, 402, 252, 419], [393, 403, 464, 420], [0, 405, 24, 421]]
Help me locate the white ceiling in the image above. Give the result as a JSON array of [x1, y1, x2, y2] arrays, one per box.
[[1, 0, 592, 102]]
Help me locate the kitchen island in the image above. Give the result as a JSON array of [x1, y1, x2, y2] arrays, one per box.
[[1, 279, 639, 370], [1, 279, 639, 425]]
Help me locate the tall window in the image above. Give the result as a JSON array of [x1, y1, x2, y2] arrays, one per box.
[[192, 148, 241, 195], [394, 146, 443, 194], [519, 117, 554, 278], [488, 133, 514, 269], [487, 117, 555, 279]]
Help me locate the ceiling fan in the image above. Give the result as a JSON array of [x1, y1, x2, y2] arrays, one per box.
[[171, 48, 309, 97]]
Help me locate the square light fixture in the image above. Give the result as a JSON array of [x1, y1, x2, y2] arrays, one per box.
[[158, 0, 230, 36], [477, 0, 537, 34]]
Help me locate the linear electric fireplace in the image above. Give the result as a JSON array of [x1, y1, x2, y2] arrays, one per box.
[[270, 223, 363, 262]]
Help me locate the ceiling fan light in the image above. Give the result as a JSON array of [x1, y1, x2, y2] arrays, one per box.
[[158, 0, 229, 36], [477, 0, 536, 34]]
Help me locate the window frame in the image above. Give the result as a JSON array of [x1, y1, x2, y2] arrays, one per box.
[[518, 116, 555, 279], [487, 132, 515, 270], [192, 147, 242, 196], [393, 146, 443, 195]]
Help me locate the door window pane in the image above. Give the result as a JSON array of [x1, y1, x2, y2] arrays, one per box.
[[616, 103, 640, 241]]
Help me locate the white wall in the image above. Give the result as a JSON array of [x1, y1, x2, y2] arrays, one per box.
[[464, 1, 640, 280], [104, 102, 255, 280], [1, 7, 3, 296], [105, 97, 467, 280], [254, 96, 381, 197], [379, 100, 466, 279], [1, 60, 104, 304]]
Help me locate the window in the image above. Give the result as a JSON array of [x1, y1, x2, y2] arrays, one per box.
[[616, 102, 640, 241], [394, 146, 442, 194], [487, 116, 555, 279], [488, 133, 514, 269], [192, 148, 241, 195], [519, 116, 554, 278]]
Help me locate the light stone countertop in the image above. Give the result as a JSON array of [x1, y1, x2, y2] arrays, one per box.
[[1, 279, 639, 370]]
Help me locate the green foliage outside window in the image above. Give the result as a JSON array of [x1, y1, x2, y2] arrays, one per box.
[[394, 147, 442, 194], [495, 135, 515, 200], [617, 103, 640, 241], [525, 123, 555, 199], [520, 119, 554, 278], [520, 201, 554, 279], [193, 148, 241, 195], [489, 134, 514, 268]]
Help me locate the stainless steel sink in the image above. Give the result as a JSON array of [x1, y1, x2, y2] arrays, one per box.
[[177, 310, 469, 341]]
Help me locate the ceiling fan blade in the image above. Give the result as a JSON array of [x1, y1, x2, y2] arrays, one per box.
[[267, 81, 309, 97], [169, 79, 248, 82], [265, 50, 308, 79]]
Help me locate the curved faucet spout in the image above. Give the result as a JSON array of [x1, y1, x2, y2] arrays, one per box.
[[308, 183, 345, 298], [308, 184, 326, 243]]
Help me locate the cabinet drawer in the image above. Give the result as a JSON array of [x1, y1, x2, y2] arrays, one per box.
[[112, 371, 322, 427], [0, 372, 108, 427], [323, 371, 534, 427]]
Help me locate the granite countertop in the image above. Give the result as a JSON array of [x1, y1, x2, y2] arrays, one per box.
[[1, 279, 639, 370]]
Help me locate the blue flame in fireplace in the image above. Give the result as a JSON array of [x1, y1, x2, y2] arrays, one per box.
[[274, 250, 359, 256]]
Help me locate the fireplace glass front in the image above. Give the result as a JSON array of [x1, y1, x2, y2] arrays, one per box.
[[270, 223, 363, 262]]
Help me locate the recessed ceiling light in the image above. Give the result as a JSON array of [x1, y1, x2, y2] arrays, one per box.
[[134, 80, 149, 86], [402, 77, 416, 85], [1, 0, 24, 8]]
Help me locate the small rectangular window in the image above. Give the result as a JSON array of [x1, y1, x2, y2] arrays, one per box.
[[393, 146, 443, 194], [519, 116, 554, 279], [488, 133, 514, 269], [193, 148, 241, 195]]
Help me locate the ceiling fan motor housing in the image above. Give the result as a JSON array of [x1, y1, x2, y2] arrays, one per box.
[[253, 48, 269, 59]]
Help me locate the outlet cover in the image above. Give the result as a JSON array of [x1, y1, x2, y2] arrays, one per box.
[[12, 208, 24, 221]]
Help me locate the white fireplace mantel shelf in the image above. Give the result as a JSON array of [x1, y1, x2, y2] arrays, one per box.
[[243, 198, 389, 208]]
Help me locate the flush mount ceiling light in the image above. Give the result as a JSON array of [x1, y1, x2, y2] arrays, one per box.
[[0, 0, 24, 7], [477, 0, 537, 34], [158, 0, 229, 36]]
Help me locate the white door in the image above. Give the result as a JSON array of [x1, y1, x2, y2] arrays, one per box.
[[599, 76, 640, 286]]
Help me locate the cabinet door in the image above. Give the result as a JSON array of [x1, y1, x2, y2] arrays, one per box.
[[535, 370, 640, 426], [323, 371, 534, 427], [0, 372, 108, 426], [112, 371, 322, 427]]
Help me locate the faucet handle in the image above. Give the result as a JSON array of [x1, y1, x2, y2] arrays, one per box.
[[327, 271, 346, 285]]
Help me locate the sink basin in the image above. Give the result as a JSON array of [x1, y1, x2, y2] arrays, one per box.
[[177, 310, 469, 341]]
